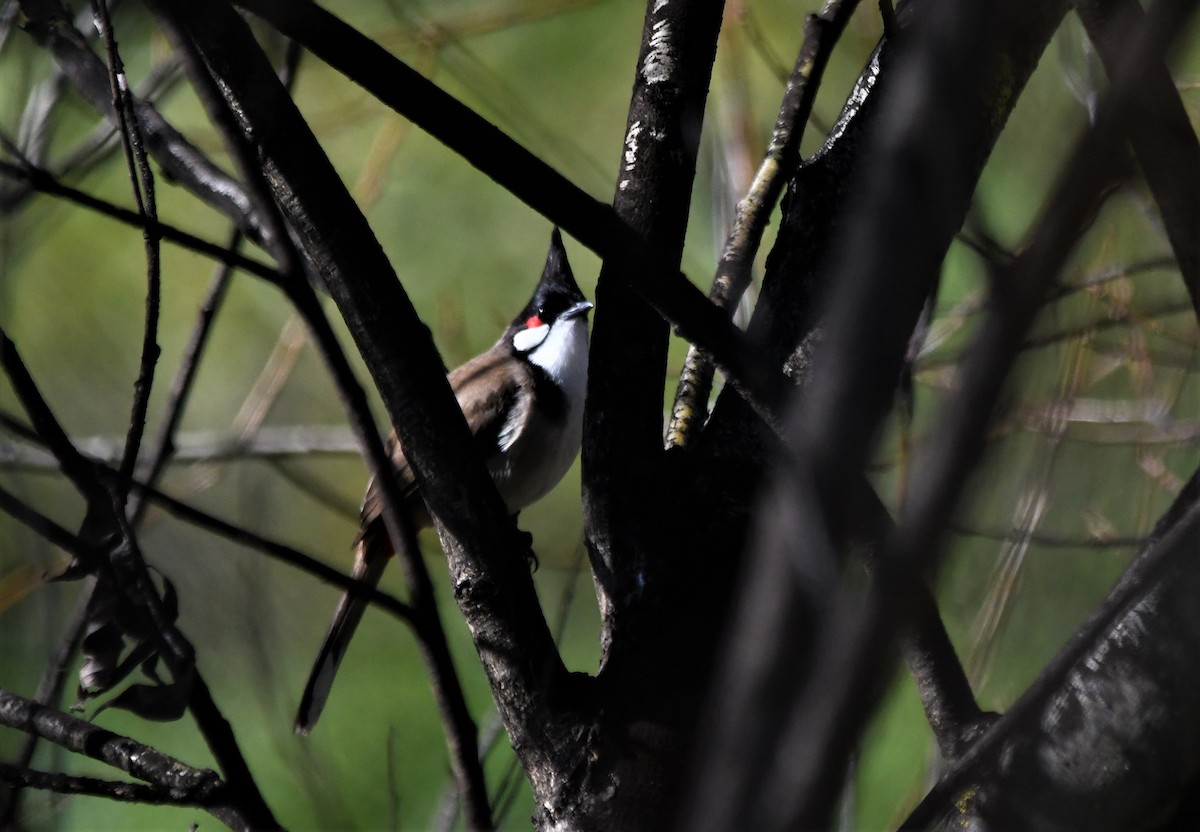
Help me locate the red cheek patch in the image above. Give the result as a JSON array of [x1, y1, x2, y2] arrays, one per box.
[[525, 315, 543, 329]]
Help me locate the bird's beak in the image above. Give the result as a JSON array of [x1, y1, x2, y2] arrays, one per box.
[[563, 300, 593, 320]]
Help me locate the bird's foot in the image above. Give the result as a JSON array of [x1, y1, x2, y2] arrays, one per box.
[[514, 526, 538, 572]]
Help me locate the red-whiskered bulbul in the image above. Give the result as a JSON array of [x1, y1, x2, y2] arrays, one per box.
[[295, 229, 591, 734]]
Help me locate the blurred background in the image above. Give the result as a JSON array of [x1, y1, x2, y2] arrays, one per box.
[[0, 0, 1197, 828]]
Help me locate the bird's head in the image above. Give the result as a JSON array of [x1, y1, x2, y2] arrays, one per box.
[[510, 228, 592, 362]]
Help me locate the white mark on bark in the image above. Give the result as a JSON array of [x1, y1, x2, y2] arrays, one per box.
[[623, 120, 644, 173], [642, 20, 673, 84], [825, 51, 882, 147]]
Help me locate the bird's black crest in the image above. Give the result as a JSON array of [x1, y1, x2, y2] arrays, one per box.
[[512, 228, 588, 328]]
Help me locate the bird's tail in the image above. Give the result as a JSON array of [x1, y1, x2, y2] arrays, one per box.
[[294, 532, 391, 735]]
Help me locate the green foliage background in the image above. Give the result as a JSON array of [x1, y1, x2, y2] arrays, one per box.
[[0, 1, 1197, 829]]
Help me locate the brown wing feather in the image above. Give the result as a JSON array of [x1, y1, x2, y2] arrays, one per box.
[[451, 349, 533, 459], [356, 343, 531, 542], [356, 431, 418, 549]]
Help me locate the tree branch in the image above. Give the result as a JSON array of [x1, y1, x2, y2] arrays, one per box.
[[0, 689, 220, 793], [147, 8, 497, 824], [0, 159, 285, 286], [0, 689, 263, 828], [0, 330, 280, 829], [0, 762, 207, 806], [582, 0, 724, 656], [1074, 0, 1200, 321], [1, 410, 415, 625], [88, 0, 162, 505], [685, 1, 1075, 828], [903, 467, 1200, 830], [127, 239, 236, 523], [15, 0, 271, 247], [667, 0, 861, 448], [0, 481, 92, 560], [1, 424, 361, 471]]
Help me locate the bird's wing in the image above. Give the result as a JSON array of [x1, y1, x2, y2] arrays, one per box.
[[450, 348, 534, 457], [357, 431, 418, 545], [355, 347, 531, 536]]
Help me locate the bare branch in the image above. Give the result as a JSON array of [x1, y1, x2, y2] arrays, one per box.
[[1075, 0, 1200, 321], [0, 56, 183, 214], [0, 159, 285, 285], [667, 0, 862, 448], [582, 0, 724, 653], [128, 244, 235, 523], [15, 0, 270, 246], [686, 1, 1076, 828], [903, 468, 1200, 830], [136, 479, 414, 624], [88, 0, 162, 504], [146, 7, 495, 824], [0, 689, 247, 820], [1, 424, 361, 471], [0, 688, 220, 794], [0, 330, 280, 829], [0, 481, 92, 559], [0, 762, 205, 806]]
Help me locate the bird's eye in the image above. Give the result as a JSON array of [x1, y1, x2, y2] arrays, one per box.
[[525, 314, 543, 329]]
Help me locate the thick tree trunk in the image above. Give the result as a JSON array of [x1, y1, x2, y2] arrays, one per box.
[[529, 3, 1070, 828]]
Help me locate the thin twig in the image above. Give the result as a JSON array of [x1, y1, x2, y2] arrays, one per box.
[[0, 482, 92, 560], [0, 579, 94, 826], [0, 411, 413, 623], [262, 459, 360, 520], [0, 159, 284, 285], [129, 233, 238, 524], [16, 0, 268, 244], [0, 328, 280, 829], [137, 478, 414, 623], [948, 524, 1148, 549], [0, 761, 205, 806], [667, 0, 862, 448], [0, 56, 183, 215], [1075, 0, 1200, 321], [1, 423, 361, 471], [89, 0, 162, 505]]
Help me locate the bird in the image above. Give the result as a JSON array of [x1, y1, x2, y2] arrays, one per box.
[[295, 228, 592, 735]]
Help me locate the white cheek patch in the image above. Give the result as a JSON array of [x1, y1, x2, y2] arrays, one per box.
[[513, 324, 549, 353]]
